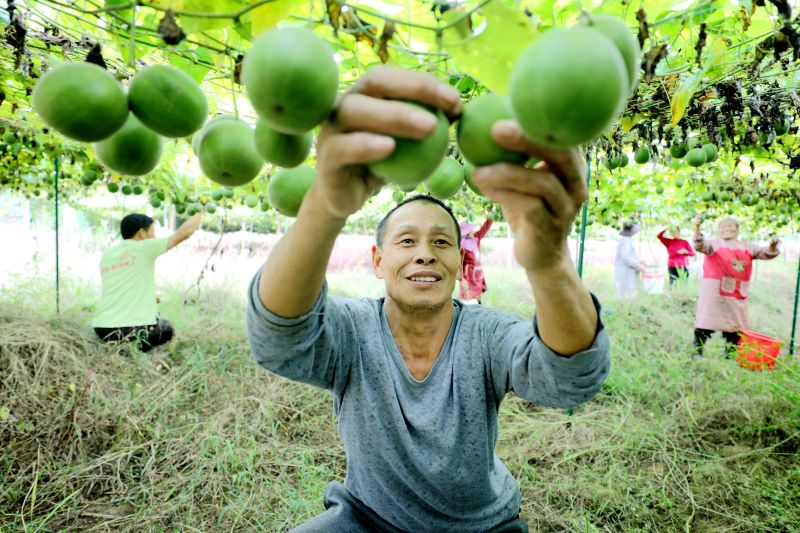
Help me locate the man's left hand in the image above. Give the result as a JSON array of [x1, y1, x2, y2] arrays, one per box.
[[769, 236, 781, 251], [472, 120, 586, 273]]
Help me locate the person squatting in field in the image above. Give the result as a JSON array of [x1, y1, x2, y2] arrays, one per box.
[[93, 212, 204, 352], [245, 66, 610, 532], [692, 216, 780, 358]]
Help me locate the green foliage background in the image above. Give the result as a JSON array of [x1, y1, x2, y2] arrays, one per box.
[[0, 0, 798, 236]]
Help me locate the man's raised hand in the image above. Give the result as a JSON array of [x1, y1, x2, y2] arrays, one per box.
[[312, 66, 462, 220], [471, 120, 586, 273]]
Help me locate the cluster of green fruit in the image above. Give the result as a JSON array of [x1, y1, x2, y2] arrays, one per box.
[[669, 138, 718, 168], [32, 62, 208, 176], [367, 13, 640, 203], [181, 27, 340, 215]]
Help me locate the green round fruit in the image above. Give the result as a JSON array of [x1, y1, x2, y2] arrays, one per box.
[[107, 182, 119, 193], [463, 162, 483, 196], [367, 103, 449, 186], [211, 189, 223, 201], [634, 146, 650, 164], [606, 155, 621, 169], [121, 184, 133, 195], [94, 114, 163, 175], [222, 187, 234, 199], [128, 64, 208, 138], [720, 191, 731, 202], [32, 63, 128, 142], [156, 190, 166, 201], [510, 26, 627, 149], [674, 177, 685, 187], [150, 196, 162, 208], [583, 14, 641, 93], [424, 156, 464, 200], [174, 203, 186, 214], [132, 184, 144, 195], [268, 164, 317, 217], [259, 201, 271, 212], [392, 190, 405, 203], [398, 182, 418, 193], [702, 143, 718, 163], [655, 185, 664, 194], [670, 143, 687, 159], [205, 202, 217, 214], [192, 115, 238, 156], [80, 175, 94, 186], [254, 119, 313, 168], [243, 27, 339, 134], [83, 169, 98, 182], [198, 119, 263, 187], [700, 191, 713, 202], [244, 194, 259, 208], [686, 147, 707, 167], [619, 154, 629, 167], [456, 93, 527, 166]]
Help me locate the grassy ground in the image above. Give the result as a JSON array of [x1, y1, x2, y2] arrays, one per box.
[[0, 259, 798, 532]]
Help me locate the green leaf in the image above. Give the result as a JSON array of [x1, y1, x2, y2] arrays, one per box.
[[169, 51, 213, 83], [179, 0, 243, 34], [247, 0, 304, 38], [0, 406, 9, 421], [442, 3, 537, 94], [671, 70, 702, 126]]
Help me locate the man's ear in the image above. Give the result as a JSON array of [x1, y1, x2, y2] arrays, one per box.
[[371, 244, 385, 280]]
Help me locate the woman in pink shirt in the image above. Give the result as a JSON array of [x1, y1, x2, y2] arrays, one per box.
[[693, 216, 780, 357], [459, 219, 493, 303], [657, 226, 695, 284]]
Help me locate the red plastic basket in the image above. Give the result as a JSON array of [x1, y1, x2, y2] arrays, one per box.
[[736, 330, 784, 371]]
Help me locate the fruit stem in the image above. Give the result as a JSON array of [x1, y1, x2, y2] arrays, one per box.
[[128, 2, 136, 68], [228, 33, 239, 118]]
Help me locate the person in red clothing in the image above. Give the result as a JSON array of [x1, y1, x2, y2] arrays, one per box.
[[657, 226, 695, 285], [459, 218, 493, 303]]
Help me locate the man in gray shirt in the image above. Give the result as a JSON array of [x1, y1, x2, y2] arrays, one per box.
[[246, 66, 610, 532]]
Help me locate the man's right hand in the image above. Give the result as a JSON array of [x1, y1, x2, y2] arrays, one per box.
[[311, 66, 462, 220]]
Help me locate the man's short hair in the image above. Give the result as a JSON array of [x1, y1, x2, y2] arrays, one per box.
[[120, 214, 154, 239], [375, 194, 461, 249]]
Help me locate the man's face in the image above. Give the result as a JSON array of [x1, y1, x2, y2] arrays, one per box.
[[372, 201, 462, 311], [670, 227, 681, 239], [719, 219, 739, 240]]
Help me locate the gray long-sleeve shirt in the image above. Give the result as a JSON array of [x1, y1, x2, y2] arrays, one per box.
[[246, 272, 610, 531]]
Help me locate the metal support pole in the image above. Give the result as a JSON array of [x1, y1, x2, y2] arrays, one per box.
[[54, 156, 60, 316], [577, 152, 592, 278], [790, 255, 800, 357]]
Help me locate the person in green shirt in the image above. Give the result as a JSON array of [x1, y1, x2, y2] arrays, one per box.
[[93, 212, 204, 352]]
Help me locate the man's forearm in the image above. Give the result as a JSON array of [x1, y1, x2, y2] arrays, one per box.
[[526, 255, 597, 356], [177, 213, 203, 236], [258, 185, 346, 318]]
